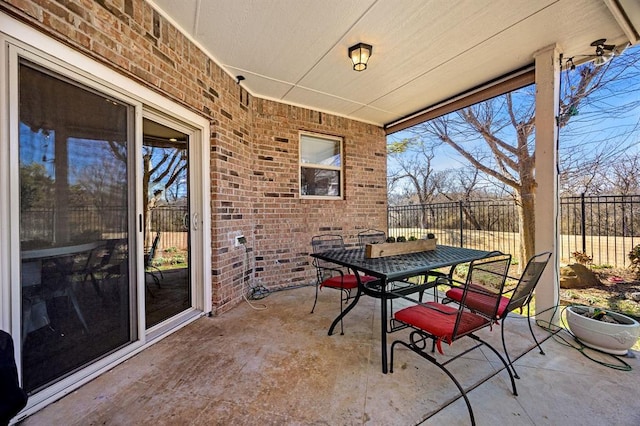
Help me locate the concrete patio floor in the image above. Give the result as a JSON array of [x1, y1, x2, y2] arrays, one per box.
[[19, 285, 640, 425]]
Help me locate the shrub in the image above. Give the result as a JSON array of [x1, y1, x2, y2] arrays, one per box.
[[571, 251, 592, 265], [396, 236, 407, 242]]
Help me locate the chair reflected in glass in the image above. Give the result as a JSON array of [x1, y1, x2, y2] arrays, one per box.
[[85, 239, 129, 301], [21, 243, 98, 344], [390, 254, 516, 426], [144, 231, 163, 294]]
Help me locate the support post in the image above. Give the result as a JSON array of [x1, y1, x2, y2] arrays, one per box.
[[533, 44, 561, 327]]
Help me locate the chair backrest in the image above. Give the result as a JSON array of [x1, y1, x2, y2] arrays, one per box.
[[454, 253, 511, 333], [82, 241, 109, 272], [357, 229, 386, 246], [310, 234, 346, 277], [505, 252, 551, 312]]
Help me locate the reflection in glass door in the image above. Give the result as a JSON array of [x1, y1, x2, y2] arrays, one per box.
[[142, 118, 191, 329], [18, 60, 133, 393]]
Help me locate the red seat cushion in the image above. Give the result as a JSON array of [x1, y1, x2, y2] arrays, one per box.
[[446, 286, 509, 318], [321, 274, 377, 289], [394, 302, 488, 353]]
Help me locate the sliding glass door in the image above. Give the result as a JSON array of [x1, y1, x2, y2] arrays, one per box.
[[142, 118, 191, 329], [3, 35, 209, 409], [18, 60, 134, 393]]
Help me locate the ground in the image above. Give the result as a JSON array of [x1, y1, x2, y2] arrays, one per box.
[[559, 266, 640, 320]]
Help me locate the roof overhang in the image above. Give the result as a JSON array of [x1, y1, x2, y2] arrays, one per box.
[[149, 0, 639, 131]]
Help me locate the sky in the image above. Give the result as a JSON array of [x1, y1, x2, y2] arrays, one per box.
[[386, 44, 640, 181]]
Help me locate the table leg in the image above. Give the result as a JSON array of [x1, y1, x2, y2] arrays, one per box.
[[381, 278, 388, 374]]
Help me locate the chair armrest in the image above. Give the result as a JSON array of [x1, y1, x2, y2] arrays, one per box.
[[318, 265, 346, 277], [388, 289, 458, 316], [432, 275, 465, 290]]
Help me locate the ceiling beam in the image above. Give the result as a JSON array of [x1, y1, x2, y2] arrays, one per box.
[[385, 66, 535, 135]]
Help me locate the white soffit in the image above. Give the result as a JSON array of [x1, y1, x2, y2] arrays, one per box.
[[150, 0, 638, 127]]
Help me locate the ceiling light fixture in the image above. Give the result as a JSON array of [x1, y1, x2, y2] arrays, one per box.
[[591, 39, 615, 66], [348, 43, 373, 71]]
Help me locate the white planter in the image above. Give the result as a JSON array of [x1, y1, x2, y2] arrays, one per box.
[[566, 306, 640, 355]]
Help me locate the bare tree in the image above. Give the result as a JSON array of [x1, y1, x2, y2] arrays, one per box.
[[388, 137, 447, 227], [394, 46, 640, 263], [435, 167, 484, 229], [604, 152, 640, 195], [143, 145, 187, 245]]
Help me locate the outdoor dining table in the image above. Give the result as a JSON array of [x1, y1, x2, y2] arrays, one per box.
[[310, 244, 492, 373]]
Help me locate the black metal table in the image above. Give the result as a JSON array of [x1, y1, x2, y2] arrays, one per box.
[[311, 244, 491, 373]]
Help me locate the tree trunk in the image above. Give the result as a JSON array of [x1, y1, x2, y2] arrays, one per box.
[[517, 185, 536, 271]]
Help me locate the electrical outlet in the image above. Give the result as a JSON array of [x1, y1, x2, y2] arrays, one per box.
[[235, 235, 246, 247]]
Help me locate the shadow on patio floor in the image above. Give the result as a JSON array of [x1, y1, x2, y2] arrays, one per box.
[[20, 286, 640, 425]]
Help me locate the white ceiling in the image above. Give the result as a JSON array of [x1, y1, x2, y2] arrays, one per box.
[[149, 0, 639, 131]]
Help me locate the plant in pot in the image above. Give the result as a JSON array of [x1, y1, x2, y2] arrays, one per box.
[[566, 306, 640, 355]]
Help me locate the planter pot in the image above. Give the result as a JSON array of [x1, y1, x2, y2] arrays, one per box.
[[566, 305, 640, 355], [364, 238, 436, 259]]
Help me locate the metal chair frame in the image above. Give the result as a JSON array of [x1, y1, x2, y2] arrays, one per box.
[[390, 254, 516, 426], [310, 234, 359, 335], [144, 231, 164, 289], [444, 252, 552, 378], [497, 252, 552, 378], [357, 228, 387, 246]]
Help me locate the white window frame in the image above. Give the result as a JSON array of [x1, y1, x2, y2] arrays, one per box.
[[299, 131, 344, 200]]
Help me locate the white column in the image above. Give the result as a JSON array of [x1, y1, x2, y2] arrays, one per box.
[[534, 45, 561, 327]]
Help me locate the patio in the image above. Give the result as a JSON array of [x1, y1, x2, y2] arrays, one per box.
[[18, 285, 640, 425]]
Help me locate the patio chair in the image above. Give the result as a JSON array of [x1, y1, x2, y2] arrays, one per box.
[[390, 254, 515, 426], [444, 251, 551, 379], [310, 234, 377, 335], [144, 231, 163, 289], [357, 228, 386, 246], [85, 239, 128, 300]]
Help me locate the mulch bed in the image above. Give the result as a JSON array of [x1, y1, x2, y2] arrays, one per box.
[[560, 267, 640, 320]]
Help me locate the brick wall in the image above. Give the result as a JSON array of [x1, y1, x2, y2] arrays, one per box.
[[1, 0, 388, 315]]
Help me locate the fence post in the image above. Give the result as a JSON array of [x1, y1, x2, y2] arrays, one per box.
[[459, 200, 464, 247], [580, 193, 586, 254]]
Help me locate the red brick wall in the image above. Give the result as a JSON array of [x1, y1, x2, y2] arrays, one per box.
[[1, 0, 388, 315]]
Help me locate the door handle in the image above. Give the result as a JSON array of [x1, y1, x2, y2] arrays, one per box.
[[192, 212, 199, 231]]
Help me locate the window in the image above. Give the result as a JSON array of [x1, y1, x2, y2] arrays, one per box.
[[300, 133, 343, 198]]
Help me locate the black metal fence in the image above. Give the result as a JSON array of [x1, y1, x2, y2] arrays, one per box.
[[388, 195, 640, 267], [388, 200, 520, 260], [560, 194, 640, 268]]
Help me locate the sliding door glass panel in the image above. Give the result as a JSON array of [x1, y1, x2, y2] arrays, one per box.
[[142, 118, 191, 328], [19, 60, 134, 393]]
